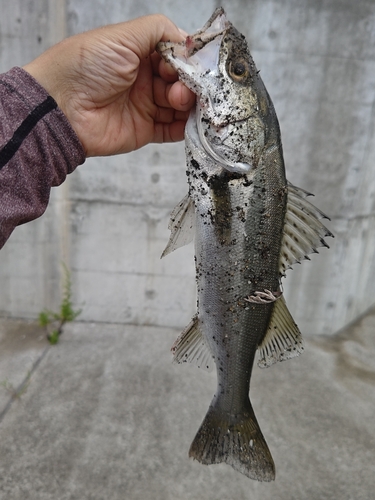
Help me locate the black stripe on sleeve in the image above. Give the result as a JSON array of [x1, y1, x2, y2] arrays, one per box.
[[0, 95, 58, 170]]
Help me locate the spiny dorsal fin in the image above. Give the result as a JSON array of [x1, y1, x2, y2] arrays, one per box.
[[279, 183, 334, 275], [171, 315, 214, 372], [161, 194, 195, 258], [257, 296, 304, 368]]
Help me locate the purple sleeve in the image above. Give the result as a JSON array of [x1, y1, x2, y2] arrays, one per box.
[[0, 67, 86, 249]]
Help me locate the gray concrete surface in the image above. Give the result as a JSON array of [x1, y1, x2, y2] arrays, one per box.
[[1, 313, 375, 500], [1, 0, 375, 337]]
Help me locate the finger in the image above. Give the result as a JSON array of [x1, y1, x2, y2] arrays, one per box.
[[174, 109, 191, 121], [153, 120, 187, 144], [150, 52, 179, 83], [150, 51, 162, 75], [153, 76, 195, 113], [158, 58, 179, 82], [154, 105, 191, 125], [153, 77, 173, 109], [121, 14, 186, 60], [154, 105, 175, 124], [167, 81, 196, 111]]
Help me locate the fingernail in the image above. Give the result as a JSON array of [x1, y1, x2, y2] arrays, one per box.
[[178, 28, 189, 38]]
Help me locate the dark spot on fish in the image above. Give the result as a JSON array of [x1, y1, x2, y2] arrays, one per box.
[[258, 244, 271, 259]]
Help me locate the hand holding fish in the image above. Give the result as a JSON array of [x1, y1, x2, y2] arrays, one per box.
[[23, 15, 195, 157]]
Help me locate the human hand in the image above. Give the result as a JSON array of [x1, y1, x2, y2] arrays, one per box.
[[23, 15, 195, 157]]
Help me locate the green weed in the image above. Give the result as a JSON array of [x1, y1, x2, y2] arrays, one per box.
[[39, 264, 81, 345]]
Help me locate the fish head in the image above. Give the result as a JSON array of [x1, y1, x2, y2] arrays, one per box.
[[158, 8, 275, 175]]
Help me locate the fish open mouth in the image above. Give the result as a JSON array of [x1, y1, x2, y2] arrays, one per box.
[[157, 8, 228, 101], [184, 8, 228, 59]]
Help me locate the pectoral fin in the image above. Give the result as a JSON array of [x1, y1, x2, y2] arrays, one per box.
[[279, 183, 334, 275], [171, 315, 214, 372], [257, 296, 304, 368], [161, 194, 195, 258]]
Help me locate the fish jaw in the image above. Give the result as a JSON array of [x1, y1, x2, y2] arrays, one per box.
[[157, 9, 228, 120]]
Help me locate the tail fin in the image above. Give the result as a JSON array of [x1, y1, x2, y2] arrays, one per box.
[[189, 401, 275, 481]]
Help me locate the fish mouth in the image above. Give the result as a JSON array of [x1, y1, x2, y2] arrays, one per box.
[[157, 8, 229, 110], [184, 7, 228, 58]]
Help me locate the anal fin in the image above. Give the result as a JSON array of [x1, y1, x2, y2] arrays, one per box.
[[257, 296, 304, 368]]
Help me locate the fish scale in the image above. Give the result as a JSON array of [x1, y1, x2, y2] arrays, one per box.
[[157, 7, 333, 481], [193, 173, 277, 405], [186, 137, 283, 478]]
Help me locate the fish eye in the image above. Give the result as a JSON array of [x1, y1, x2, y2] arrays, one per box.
[[228, 60, 249, 82], [233, 63, 246, 76]]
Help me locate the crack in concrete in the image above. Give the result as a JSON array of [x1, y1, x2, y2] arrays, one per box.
[[0, 345, 50, 424]]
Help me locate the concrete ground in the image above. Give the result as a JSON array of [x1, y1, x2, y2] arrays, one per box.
[[0, 312, 375, 500]]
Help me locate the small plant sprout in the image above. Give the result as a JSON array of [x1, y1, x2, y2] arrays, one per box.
[[38, 264, 81, 345], [0, 371, 31, 401]]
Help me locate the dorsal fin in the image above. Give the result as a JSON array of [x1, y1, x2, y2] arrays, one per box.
[[257, 296, 304, 368], [161, 194, 195, 258], [171, 316, 214, 372], [279, 183, 334, 275]]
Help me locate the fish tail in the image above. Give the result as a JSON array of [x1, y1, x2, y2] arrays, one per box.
[[189, 399, 275, 481]]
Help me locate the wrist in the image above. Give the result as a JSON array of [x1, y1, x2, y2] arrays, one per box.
[[23, 61, 63, 109], [23, 49, 85, 152], [23, 37, 77, 118]]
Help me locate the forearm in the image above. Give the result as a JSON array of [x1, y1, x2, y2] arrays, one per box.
[[0, 67, 85, 249]]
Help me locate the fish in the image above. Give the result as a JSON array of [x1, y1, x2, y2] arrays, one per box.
[[157, 8, 333, 481]]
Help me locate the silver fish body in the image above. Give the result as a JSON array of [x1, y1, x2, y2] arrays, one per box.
[[158, 8, 332, 481]]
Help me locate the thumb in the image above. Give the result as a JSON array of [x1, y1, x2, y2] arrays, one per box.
[[113, 14, 186, 59]]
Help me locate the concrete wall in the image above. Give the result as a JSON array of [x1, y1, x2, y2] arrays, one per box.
[[1, 0, 375, 336], [0, 0, 68, 316]]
